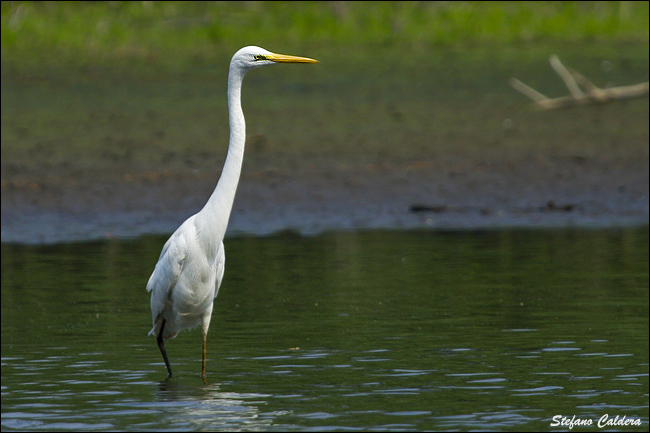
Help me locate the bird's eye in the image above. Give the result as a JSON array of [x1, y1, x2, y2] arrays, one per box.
[[253, 55, 266, 61]]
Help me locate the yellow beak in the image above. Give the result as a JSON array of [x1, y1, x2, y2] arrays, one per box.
[[267, 53, 319, 63]]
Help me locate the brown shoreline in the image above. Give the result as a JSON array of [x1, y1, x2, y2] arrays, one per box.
[[2, 143, 648, 244]]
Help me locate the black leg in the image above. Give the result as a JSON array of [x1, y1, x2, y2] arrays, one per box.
[[157, 319, 173, 378]]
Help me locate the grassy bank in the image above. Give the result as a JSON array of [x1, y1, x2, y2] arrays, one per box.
[[1, 2, 648, 176], [2, 1, 649, 72], [2, 41, 647, 172]]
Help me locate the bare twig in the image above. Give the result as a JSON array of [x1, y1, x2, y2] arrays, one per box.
[[565, 65, 600, 94], [511, 55, 649, 110], [509, 78, 550, 103], [549, 55, 584, 98]]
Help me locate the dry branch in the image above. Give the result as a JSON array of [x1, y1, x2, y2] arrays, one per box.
[[511, 56, 649, 110]]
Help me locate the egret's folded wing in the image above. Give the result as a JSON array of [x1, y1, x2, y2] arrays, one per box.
[[215, 241, 225, 298], [146, 232, 188, 327]]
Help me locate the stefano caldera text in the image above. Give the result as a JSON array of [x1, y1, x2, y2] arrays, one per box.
[[551, 414, 642, 429]]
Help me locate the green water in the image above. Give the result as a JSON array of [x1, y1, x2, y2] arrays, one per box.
[[1, 228, 648, 431]]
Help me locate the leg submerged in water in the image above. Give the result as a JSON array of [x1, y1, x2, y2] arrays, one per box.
[[202, 331, 208, 384], [157, 319, 173, 378], [201, 313, 212, 384]]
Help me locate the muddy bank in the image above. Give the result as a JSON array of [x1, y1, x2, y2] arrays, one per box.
[[2, 140, 648, 244], [2, 44, 648, 244]]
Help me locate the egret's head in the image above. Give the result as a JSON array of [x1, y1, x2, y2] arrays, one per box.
[[231, 46, 318, 72]]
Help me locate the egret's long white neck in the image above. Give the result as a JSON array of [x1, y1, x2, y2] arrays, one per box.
[[200, 65, 247, 238]]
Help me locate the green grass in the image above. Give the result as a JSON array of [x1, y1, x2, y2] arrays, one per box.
[[2, 1, 649, 73], [2, 2, 648, 173]]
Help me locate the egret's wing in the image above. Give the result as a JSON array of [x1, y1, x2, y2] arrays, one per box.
[[215, 241, 225, 298], [146, 231, 188, 328]]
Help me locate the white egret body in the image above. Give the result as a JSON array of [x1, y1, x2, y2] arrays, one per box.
[[146, 46, 317, 381]]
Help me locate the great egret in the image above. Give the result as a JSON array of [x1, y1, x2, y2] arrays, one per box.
[[147, 46, 317, 381]]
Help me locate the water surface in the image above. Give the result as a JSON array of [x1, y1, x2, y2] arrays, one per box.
[[2, 228, 648, 431]]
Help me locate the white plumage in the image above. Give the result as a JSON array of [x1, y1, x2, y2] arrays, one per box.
[[146, 46, 317, 382]]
